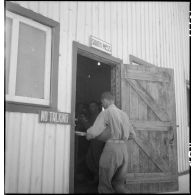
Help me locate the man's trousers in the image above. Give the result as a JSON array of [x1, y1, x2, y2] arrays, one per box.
[[98, 141, 129, 193]]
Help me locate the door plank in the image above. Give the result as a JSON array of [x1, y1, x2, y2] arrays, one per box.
[[138, 79, 149, 173], [132, 135, 170, 173], [147, 80, 161, 172], [111, 67, 116, 104], [167, 69, 178, 174], [125, 78, 170, 121], [130, 120, 172, 131], [128, 64, 140, 191], [159, 181, 178, 192], [126, 175, 177, 184], [126, 69, 170, 82], [115, 65, 121, 108], [129, 55, 156, 67], [121, 64, 130, 116], [127, 172, 169, 177], [126, 173, 177, 184]]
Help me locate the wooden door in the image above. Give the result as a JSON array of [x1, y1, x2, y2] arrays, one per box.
[[121, 63, 178, 193]]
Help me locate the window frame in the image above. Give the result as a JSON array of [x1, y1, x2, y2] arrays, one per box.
[[5, 2, 60, 113], [6, 11, 52, 105]]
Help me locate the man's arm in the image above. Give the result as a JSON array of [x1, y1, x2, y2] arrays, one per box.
[[86, 111, 107, 140], [95, 126, 111, 142]]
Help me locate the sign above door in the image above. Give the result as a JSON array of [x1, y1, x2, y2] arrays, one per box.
[[90, 35, 112, 55]]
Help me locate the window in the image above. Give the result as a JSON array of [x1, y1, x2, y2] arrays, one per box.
[[6, 11, 51, 105], [5, 2, 60, 113]]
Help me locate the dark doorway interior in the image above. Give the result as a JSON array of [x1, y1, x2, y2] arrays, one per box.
[[74, 54, 111, 193], [76, 54, 111, 104]]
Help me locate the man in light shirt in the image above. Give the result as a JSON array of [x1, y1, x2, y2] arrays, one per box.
[[86, 91, 136, 193]]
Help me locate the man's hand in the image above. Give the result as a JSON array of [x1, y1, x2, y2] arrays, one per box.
[[86, 132, 94, 140]]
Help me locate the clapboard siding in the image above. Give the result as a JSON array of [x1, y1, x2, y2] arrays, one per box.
[[6, 1, 189, 193]]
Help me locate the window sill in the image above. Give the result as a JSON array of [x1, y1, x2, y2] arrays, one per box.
[[5, 101, 57, 114], [6, 95, 50, 106]]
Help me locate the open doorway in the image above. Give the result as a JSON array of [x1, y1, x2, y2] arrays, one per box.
[[70, 42, 122, 193], [76, 54, 111, 106], [74, 54, 111, 193]]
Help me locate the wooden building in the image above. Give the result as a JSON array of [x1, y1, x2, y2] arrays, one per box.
[[5, 1, 190, 193]]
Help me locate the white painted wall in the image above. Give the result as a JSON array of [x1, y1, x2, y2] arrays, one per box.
[[178, 174, 190, 193], [163, 174, 190, 193], [6, 1, 190, 193]]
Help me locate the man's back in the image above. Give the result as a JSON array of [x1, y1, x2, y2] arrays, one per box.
[[98, 105, 132, 193], [103, 104, 133, 140], [86, 92, 135, 193], [87, 104, 135, 141]]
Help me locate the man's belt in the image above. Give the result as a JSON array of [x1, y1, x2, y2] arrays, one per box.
[[107, 139, 126, 143]]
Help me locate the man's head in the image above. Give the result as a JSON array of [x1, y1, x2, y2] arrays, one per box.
[[89, 101, 100, 114], [101, 91, 115, 109], [76, 103, 88, 116]]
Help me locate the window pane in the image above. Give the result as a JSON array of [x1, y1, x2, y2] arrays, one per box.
[[5, 17, 12, 94], [16, 22, 47, 99]]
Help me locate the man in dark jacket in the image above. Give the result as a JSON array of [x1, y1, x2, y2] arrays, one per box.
[[85, 101, 105, 184]]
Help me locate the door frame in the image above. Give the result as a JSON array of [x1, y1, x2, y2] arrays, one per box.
[[69, 41, 123, 193]]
